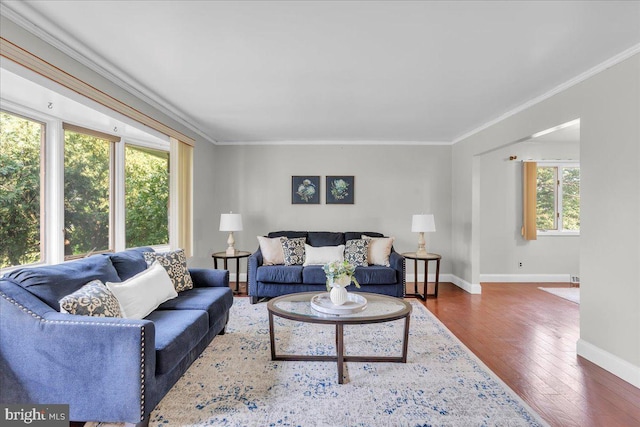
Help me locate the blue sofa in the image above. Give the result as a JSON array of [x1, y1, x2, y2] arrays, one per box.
[[248, 231, 405, 304], [0, 247, 233, 425]]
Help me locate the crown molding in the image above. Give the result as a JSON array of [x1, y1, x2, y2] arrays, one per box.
[[1, 2, 217, 145], [215, 139, 453, 146], [453, 43, 640, 144]]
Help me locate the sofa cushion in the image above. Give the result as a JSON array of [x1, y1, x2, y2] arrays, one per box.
[[268, 231, 308, 239], [280, 237, 306, 266], [4, 255, 121, 310], [145, 309, 209, 375], [256, 236, 285, 265], [106, 262, 178, 319], [108, 247, 153, 281], [158, 287, 233, 328], [344, 231, 384, 241], [345, 239, 369, 267], [307, 232, 345, 247], [59, 279, 123, 317], [257, 265, 303, 283], [302, 265, 327, 285], [354, 266, 397, 285], [303, 244, 345, 266], [143, 249, 194, 292]]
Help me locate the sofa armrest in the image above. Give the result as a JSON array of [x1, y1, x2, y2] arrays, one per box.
[[389, 250, 404, 272], [248, 248, 263, 298], [389, 251, 406, 296], [189, 268, 229, 288], [0, 287, 155, 423]]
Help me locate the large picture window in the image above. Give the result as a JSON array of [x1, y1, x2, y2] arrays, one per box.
[[2, 41, 194, 270], [0, 111, 44, 268]]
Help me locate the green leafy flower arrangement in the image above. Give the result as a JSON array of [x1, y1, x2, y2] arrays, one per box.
[[330, 179, 349, 200], [323, 260, 360, 291]]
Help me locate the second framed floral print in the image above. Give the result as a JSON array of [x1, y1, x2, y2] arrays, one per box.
[[326, 176, 354, 204]]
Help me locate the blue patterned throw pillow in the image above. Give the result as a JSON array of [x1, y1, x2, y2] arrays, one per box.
[[59, 279, 122, 317], [143, 248, 194, 292], [280, 237, 306, 266], [345, 239, 369, 267]]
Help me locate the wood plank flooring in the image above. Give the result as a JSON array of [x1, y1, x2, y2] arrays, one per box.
[[419, 282, 640, 427]]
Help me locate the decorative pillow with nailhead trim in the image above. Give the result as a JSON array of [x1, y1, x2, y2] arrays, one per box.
[[59, 279, 122, 318], [280, 237, 306, 266], [143, 248, 193, 292]]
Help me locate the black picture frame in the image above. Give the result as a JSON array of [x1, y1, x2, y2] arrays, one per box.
[[326, 176, 354, 204], [291, 176, 320, 204]]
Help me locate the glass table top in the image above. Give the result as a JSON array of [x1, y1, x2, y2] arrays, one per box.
[[267, 291, 411, 323]]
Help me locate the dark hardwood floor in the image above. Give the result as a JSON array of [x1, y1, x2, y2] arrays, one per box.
[[418, 282, 640, 427]]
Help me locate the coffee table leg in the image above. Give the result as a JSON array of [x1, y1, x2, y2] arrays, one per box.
[[336, 324, 344, 384], [402, 315, 411, 363], [269, 312, 276, 360]]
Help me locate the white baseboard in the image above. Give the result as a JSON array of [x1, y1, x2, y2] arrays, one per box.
[[229, 273, 247, 282], [450, 274, 482, 294], [577, 339, 640, 389], [405, 273, 447, 283], [233, 272, 483, 295], [480, 273, 571, 283]]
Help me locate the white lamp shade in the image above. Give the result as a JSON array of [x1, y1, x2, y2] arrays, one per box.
[[411, 214, 436, 232], [219, 213, 243, 231]]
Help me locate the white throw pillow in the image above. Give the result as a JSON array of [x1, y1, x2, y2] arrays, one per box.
[[302, 244, 345, 266], [362, 235, 395, 267], [257, 236, 285, 265], [106, 261, 178, 319]]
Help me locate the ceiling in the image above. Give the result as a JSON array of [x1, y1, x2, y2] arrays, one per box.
[[2, 1, 639, 144]]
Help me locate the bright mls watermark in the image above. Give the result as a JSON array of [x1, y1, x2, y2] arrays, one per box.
[[1, 404, 69, 426]]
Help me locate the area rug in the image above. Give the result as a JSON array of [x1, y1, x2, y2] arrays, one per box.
[[538, 287, 580, 304], [149, 297, 548, 426]]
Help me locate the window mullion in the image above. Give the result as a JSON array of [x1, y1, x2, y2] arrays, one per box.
[[45, 120, 65, 265], [113, 139, 126, 251]]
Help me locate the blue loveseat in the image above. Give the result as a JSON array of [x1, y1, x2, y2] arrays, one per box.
[[248, 231, 405, 304], [0, 247, 233, 425]]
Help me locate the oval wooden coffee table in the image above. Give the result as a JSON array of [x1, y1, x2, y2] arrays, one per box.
[[267, 291, 412, 384]]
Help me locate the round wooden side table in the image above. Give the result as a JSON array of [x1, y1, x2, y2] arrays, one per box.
[[401, 252, 442, 300], [212, 251, 251, 294]]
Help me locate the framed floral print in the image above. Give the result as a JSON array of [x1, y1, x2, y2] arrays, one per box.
[[292, 176, 320, 204], [326, 176, 354, 204]]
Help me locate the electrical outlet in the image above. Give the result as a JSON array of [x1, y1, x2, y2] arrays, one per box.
[[570, 275, 580, 284], [518, 262, 523, 268]]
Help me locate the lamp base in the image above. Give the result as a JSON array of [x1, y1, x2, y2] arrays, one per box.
[[416, 232, 428, 256], [226, 231, 236, 255]]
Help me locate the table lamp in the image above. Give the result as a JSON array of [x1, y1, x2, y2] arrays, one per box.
[[411, 214, 435, 256], [219, 212, 243, 255]]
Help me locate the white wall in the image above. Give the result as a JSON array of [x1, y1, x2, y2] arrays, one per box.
[[452, 54, 640, 387], [480, 140, 580, 279], [208, 144, 453, 278]]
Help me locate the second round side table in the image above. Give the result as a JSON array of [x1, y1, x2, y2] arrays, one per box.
[[212, 251, 251, 294], [401, 252, 442, 300]]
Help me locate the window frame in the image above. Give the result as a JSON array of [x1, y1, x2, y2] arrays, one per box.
[[536, 161, 580, 237], [0, 102, 171, 272]]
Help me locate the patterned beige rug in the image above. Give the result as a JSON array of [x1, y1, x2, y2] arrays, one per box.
[[143, 297, 548, 426], [538, 287, 580, 304]]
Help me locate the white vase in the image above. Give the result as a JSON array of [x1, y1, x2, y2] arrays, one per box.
[[330, 285, 348, 306]]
